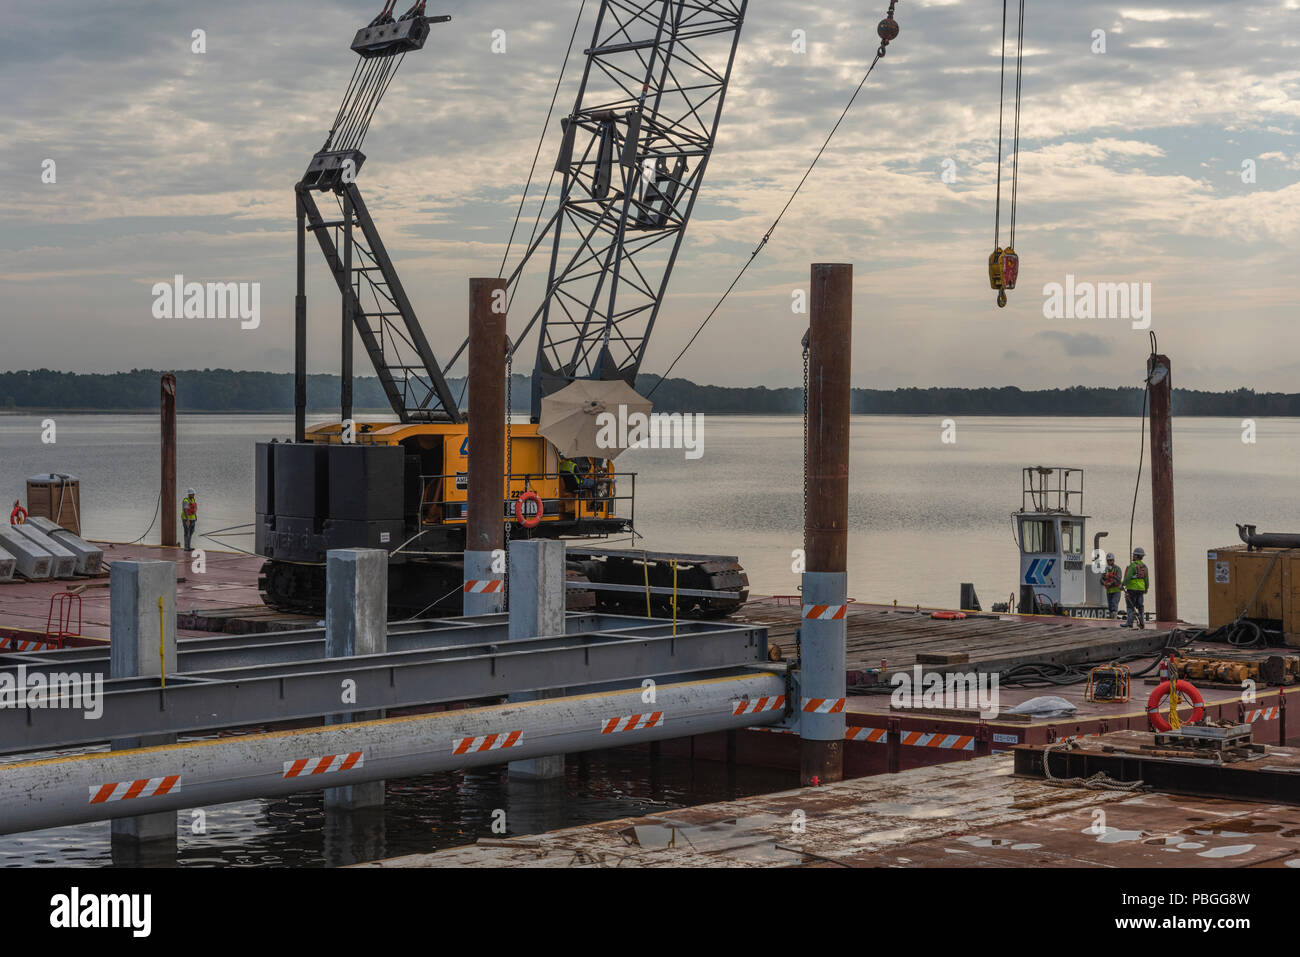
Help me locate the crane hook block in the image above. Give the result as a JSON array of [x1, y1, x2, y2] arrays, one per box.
[[876, 1, 900, 56], [988, 248, 1004, 291], [878, 16, 900, 46], [999, 246, 1019, 290]]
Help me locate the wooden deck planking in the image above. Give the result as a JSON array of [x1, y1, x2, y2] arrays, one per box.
[[730, 601, 1175, 679]]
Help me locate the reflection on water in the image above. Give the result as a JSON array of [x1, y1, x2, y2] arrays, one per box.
[[0, 752, 796, 867]]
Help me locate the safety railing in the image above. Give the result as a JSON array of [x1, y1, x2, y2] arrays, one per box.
[[417, 471, 636, 532], [1020, 465, 1083, 514], [45, 593, 82, 649]]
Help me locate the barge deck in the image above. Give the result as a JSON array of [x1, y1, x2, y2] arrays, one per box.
[[361, 745, 1300, 868]]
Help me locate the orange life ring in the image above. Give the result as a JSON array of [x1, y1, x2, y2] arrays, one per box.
[[930, 611, 967, 620], [514, 491, 543, 529], [9, 503, 27, 525], [1146, 679, 1204, 732]]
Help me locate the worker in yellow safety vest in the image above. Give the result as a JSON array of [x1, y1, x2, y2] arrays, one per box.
[[558, 457, 578, 491], [1100, 552, 1123, 619], [181, 488, 198, 551], [1120, 546, 1148, 630], [558, 456, 596, 495]]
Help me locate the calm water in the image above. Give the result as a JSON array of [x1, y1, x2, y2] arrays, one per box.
[[2, 411, 1294, 624], [0, 752, 795, 867], [1, 412, 1295, 864]]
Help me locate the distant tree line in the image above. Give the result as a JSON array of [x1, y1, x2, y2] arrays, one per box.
[[0, 368, 520, 413], [0, 369, 1296, 416], [637, 377, 1300, 417]]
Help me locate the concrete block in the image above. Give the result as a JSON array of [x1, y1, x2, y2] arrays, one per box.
[[108, 560, 178, 851], [0, 526, 53, 580], [507, 539, 567, 641], [508, 539, 567, 780], [110, 560, 177, 681], [27, 517, 104, 574], [325, 549, 389, 658], [11, 523, 77, 578], [0, 543, 15, 583], [324, 549, 388, 810]]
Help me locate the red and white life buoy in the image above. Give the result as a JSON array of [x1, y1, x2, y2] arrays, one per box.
[[514, 490, 543, 529], [1146, 679, 1205, 732], [9, 502, 27, 525]]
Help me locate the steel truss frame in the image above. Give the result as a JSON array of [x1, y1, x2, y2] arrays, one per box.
[[490, 0, 748, 419]]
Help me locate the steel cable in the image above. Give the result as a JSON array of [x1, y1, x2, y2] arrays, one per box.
[[647, 47, 890, 398], [499, 0, 589, 280], [1008, 0, 1025, 247]]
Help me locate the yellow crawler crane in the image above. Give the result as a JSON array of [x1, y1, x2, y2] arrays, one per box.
[[255, 1, 749, 618]]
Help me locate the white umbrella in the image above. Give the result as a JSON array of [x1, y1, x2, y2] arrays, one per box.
[[538, 379, 653, 460]]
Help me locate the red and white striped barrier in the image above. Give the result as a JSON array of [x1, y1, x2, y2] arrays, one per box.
[[801, 697, 845, 714], [452, 730, 523, 755], [845, 726, 887, 743], [897, 730, 974, 751], [463, 579, 503, 594], [802, 604, 847, 621], [600, 712, 663, 735], [88, 775, 181, 805], [282, 751, 364, 779], [1247, 707, 1279, 723], [732, 695, 785, 716], [748, 726, 962, 745], [1, 637, 59, 652]]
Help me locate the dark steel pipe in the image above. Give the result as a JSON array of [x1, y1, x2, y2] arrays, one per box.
[[467, 278, 507, 555], [1147, 354, 1176, 622], [1237, 524, 1300, 550], [806, 263, 852, 574], [160, 374, 177, 547]]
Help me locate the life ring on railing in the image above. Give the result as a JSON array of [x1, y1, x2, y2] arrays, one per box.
[[930, 611, 967, 620], [514, 490, 543, 528], [1146, 679, 1204, 732], [9, 502, 27, 525]]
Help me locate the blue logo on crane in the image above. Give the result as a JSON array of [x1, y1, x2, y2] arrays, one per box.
[[459, 437, 469, 457], [1025, 558, 1056, 586]]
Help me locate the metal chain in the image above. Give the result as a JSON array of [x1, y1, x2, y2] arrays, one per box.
[[504, 350, 513, 609], [796, 339, 810, 663], [802, 341, 809, 553]]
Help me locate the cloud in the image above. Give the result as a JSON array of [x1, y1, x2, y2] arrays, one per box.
[[0, 0, 1298, 392], [1037, 331, 1114, 357]]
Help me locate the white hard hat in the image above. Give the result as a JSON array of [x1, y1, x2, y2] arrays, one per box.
[[1105, 552, 1114, 561], [187, 488, 196, 495], [1133, 546, 1145, 558]]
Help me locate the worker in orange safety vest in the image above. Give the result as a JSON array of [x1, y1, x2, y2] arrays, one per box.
[[1100, 552, 1123, 619], [181, 488, 198, 551]]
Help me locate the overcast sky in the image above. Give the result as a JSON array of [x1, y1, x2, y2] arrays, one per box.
[[2, 0, 1298, 391]]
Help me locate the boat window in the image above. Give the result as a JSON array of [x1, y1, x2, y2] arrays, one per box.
[[1060, 520, 1083, 555], [1020, 518, 1055, 553]]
